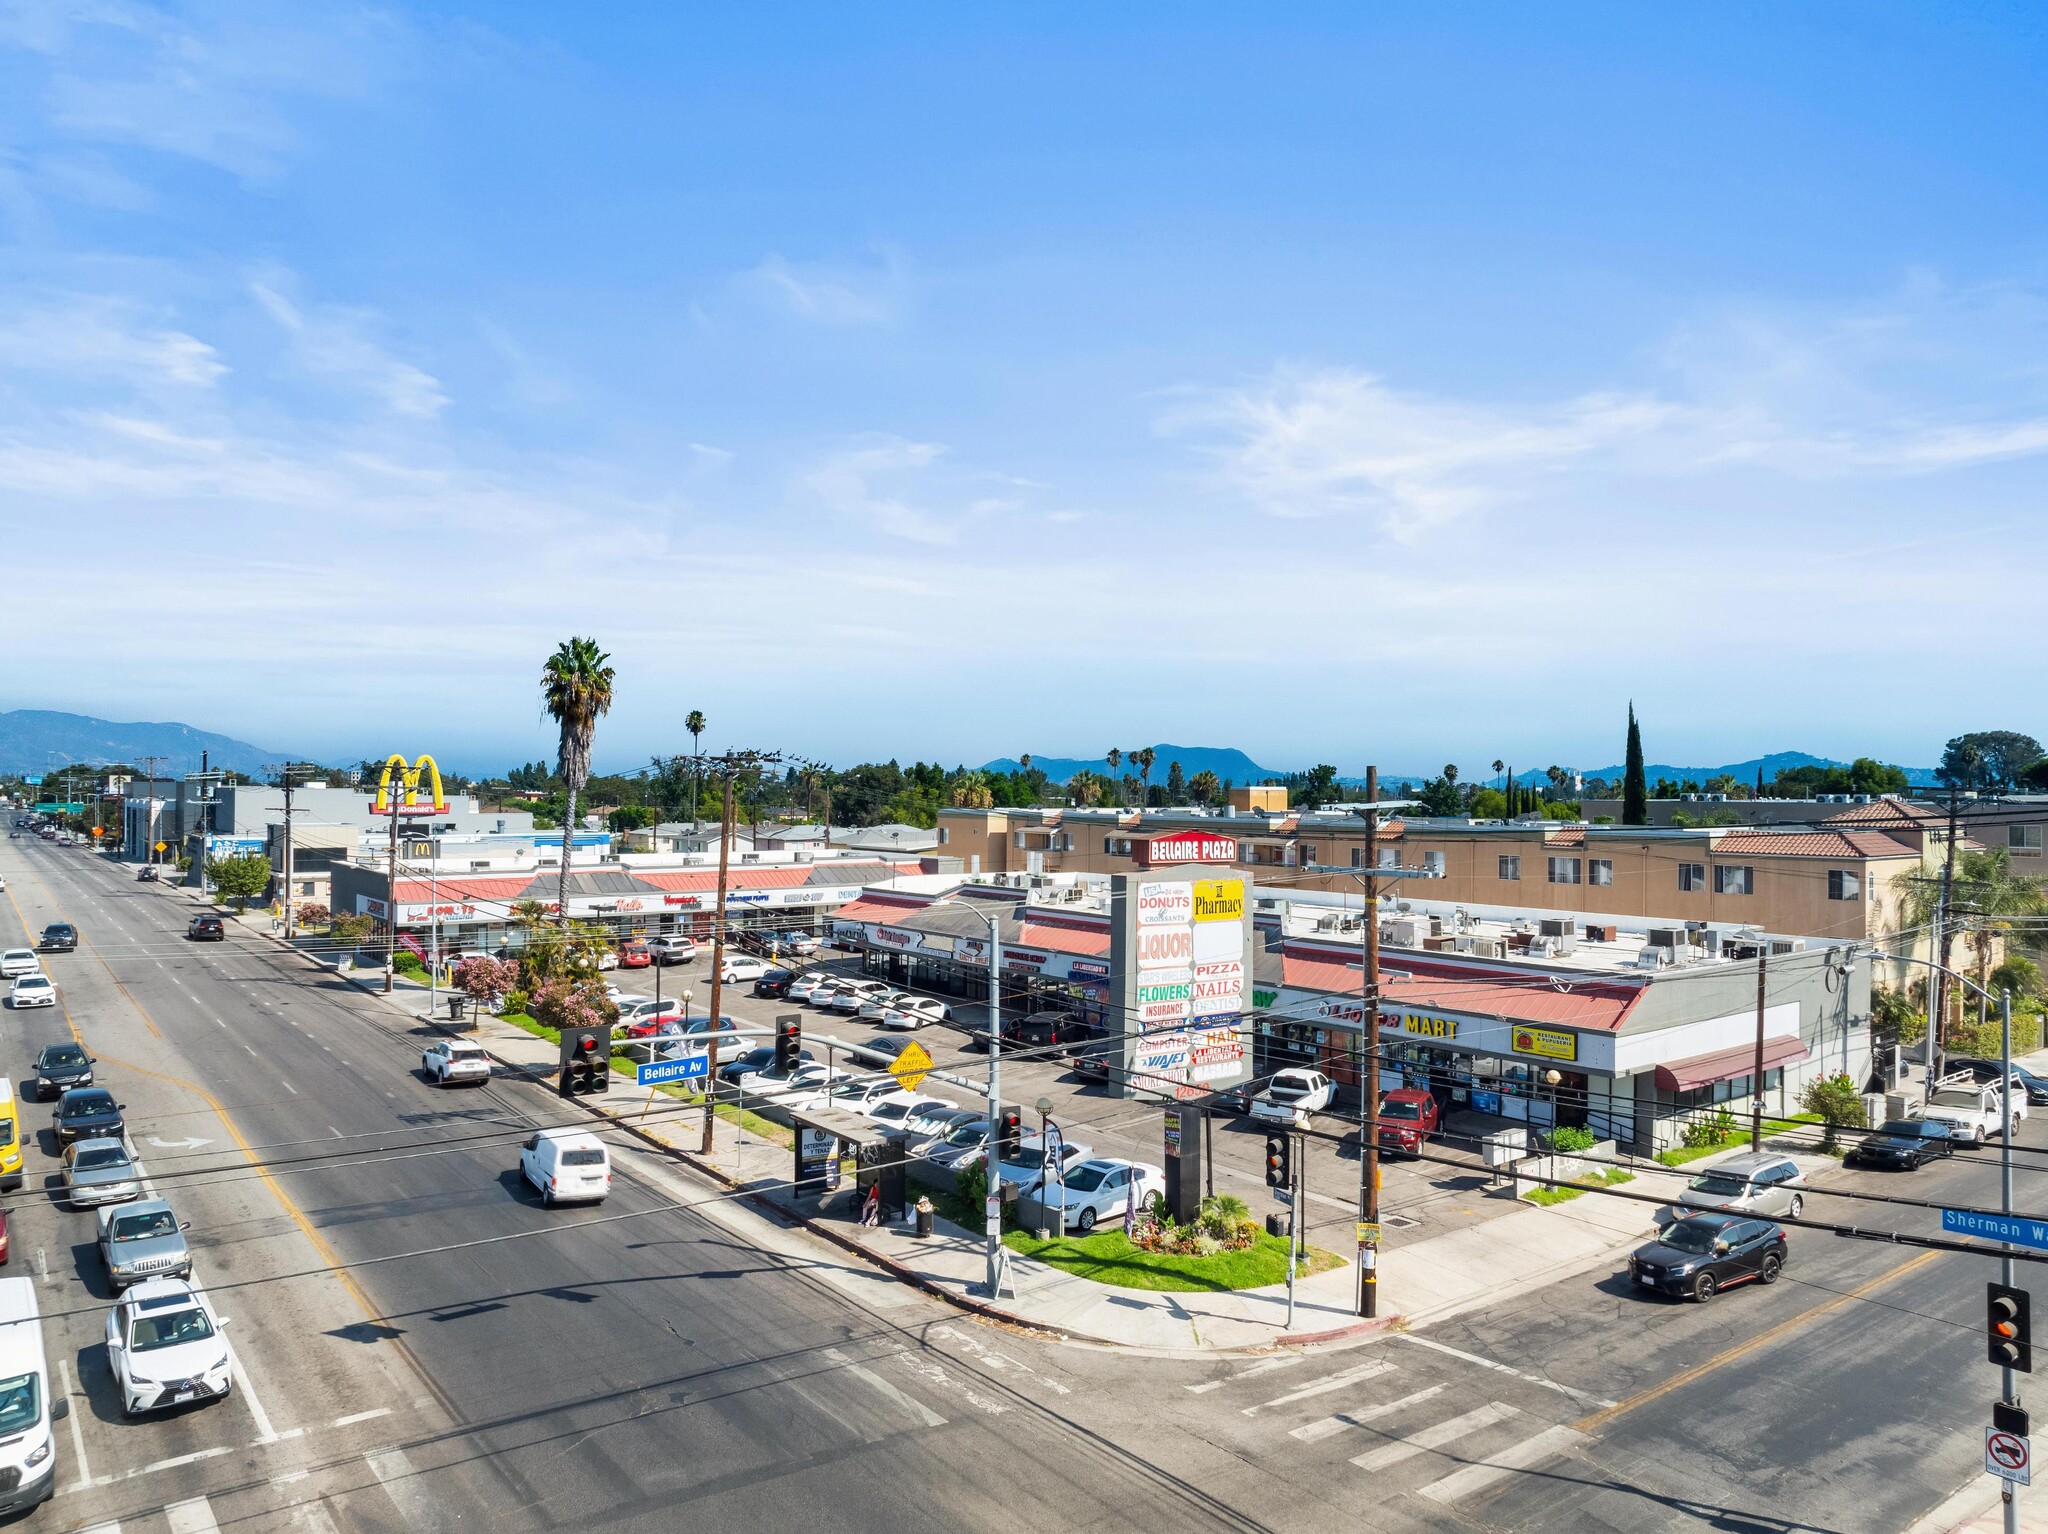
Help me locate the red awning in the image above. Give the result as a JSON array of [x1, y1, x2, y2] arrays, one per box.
[[1654, 1036, 1811, 1093]]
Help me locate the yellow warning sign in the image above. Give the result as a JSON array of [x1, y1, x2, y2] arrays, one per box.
[[889, 1040, 935, 1093]]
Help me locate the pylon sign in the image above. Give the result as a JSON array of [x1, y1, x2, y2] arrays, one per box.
[[370, 754, 448, 818]]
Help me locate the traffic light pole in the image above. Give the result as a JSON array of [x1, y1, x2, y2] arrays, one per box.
[[983, 910, 1004, 1297], [2003, 986, 2019, 1534], [1360, 765, 1382, 1319]]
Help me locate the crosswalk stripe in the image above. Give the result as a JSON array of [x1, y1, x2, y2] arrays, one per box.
[[367, 1447, 444, 1531], [74, 1524, 120, 1534], [1392, 1333, 1616, 1409], [1416, 1424, 1590, 1504], [1349, 1401, 1520, 1472], [286, 1501, 344, 1533], [166, 1498, 221, 1534], [824, 1347, 947, 1429], [1291, 1384, 1445, 1443], [1243, 1359, 1395, 1416], [1187, 1355, 1305, 1394]]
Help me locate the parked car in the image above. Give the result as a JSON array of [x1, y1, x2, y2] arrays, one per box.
[[1066, 1022, 1119, 1083], [847, 1035, 918, 1069], [0, 951, 37, 980], [421, 1040, 492, 1087], [753, 967, 797, 999], [997, 1132, 1095, 1194], [749, 1062, 840, 1104], [1377, 1088, 1442, 1156], [1846, 1118, 1956, 1170], [1676, 1152, 1808, 1219], [719, 1046, 815, 1085], [719, 957, 767, 984], [862, 1092, 961, 1134], [36, 925, 75, 953], [829, 980, 891, 1014], [1629, 1213, 1788, 1302], [781, 932, 822, 956], [97, 1201, 192, 1291], [53, 1087, 125, 1147], [1949, 1059, 2048, 1106], [1050, 1158, 1165, 1232], [31, 1043, 93, 1100], [7, 976, 54, 1010], [916, 1118, 993, 1171], [1922, 1078, 2009, 1144], [617, 940, 652, 969], [816, 1077, 908, 1116], [647, 934, 697, 966], [136, 866, 159, 882], [519, 1128, 611, 1206], [616, 997, 685, 1029], [62, 1139, 141, 1209], [857, 989, 912, 1022], [1250, 1069, 1334, 1128], [105, 1278, 235, 1415], [788, 972, 836, 1003], [186, 915, 225, 942], [878, 997, 948, 1031]]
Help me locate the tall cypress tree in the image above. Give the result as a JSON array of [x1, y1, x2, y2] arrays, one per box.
[[1622, 705, 1648, 826]]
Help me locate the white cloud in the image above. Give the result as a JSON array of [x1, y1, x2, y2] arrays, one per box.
[[739, 253, 897, 326], [800, 436, 957, 543], [0, 297, 224, 387], [251, 279, 448, 419]]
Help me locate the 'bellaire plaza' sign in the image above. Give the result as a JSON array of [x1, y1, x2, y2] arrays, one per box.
[[1131, 829, 1240, 869], [1110, 867, 1254, 1097]]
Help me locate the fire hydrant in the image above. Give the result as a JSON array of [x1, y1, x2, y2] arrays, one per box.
[[914, 1195, 934, 1240]]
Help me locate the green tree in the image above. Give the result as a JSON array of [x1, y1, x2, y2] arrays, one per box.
[[1991, 956, 2042, 1000], [207, 853, 271, 911], [1289, 763, 1342, 811], [608, 805, 655, 832], [1941, 731, 2043, 790], [542, 637, 616, 926], [1622, 704, 1648, 826], [685, 709, 707, 824], [1871, 986, 1926, 1050], [1187, 769, 1220, 806], [1105, 748, 1123, 806], [1132, 747, 1157, 807], [1798, 1073, 1870, 1152]]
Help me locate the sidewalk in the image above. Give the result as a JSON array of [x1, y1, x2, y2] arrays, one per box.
[[1911, 1476, 2038, 1533]]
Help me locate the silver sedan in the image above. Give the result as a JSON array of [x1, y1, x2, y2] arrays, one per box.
[[64, 1137, 142, 1209]]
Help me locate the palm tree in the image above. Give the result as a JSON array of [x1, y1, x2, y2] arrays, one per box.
[[1902, 848, 2047, 1032], [1133, 747, 1157, 809], [1493, 759, 1505, 792], [542, 637, 616, 926], [685, 709, 707, 828], [1188, 769, 1220, 806], [1106, 748, 1123, 807]]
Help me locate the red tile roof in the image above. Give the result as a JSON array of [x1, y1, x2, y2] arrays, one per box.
[[1823, 800, 1943, 826], [1707, 830, 1920, 859], [832, 892, 935, 924], [1017, 917, 1111, 957], [1279, 944, 1646, 1032], [1546, 827, 1586, 847], [390, 876, 536, 902]]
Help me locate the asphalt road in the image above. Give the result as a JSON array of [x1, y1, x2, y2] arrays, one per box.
[[4, 835, 2031, 1534]]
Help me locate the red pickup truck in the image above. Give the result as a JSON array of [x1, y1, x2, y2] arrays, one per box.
[[1377, 1088, 1441, 1157]]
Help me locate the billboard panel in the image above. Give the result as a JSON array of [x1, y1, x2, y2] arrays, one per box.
[[1109, 866, 1253, 1098]]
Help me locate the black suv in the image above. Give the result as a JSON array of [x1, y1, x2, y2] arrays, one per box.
[[753, 967, 796, 999], [53, 1087, 126, 1147], [1629, 1213, 1787, 1302], [187, 915, 226, 942], [31, 1043, 94, 1101], [38, 924, 76, 952]]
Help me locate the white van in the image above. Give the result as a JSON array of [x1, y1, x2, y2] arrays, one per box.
[[0, 1277, 66, 1515], [519, 1129, 611, 1207]]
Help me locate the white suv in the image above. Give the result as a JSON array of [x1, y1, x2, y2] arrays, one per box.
[[105, 1280, 234, 1417]]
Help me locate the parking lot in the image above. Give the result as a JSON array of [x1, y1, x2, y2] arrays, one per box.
[[615, 943, 1526, 1255]]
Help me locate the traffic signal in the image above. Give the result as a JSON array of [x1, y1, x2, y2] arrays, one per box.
[[776, 1013, 802, 1073], [1989, 1283, 2033, 1373], [998, 1107, 1023, 1161], [588, 1030, 610, 1094], [557, 1028, 613, 1098], [1265, 1131, 1291, 1189]]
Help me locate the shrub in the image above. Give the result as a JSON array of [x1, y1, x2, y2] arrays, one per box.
[[295, 902, 331, 927], [530, 977, 619, 1034], [392, 951, 427, 976], [956, 1159, 988, 1215], [499, 987, 530, 1016], [455, 955, 519, 1006], [1799, 1072, 1869, 1152], [1551, 1125, 1596, 1153], [330, 913, 375, 946], [1680, 1107, 1739, 1150]]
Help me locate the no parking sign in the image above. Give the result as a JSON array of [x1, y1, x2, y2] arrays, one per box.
[[1987, 1428, 2032, 1485]]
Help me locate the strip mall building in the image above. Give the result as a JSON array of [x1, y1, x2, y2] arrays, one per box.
[[829, 873, 1874, 1155]]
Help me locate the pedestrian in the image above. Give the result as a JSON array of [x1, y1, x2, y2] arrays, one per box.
[[859, 1184, 881, 1228]]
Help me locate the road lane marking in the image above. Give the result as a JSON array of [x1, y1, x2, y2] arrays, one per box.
[[334, 1407, 392, 1427], [231, 1352, 283, 1443], [1188, 1354, 1304, 1394], [56, 1358, 91, 1492], [166, 1497, 222, 1533], [242, 1044, 257, 1056], [1292, 1384, 1445, 1443], [132, 1446, 233, 1477], [1394, 1335, 1617, 1409], [1350, 1401, 1519, 1472], [1243, 1359, 1396, 1416], [367, 1447, 444, 1530], [824, 1346, 948, 1428], [1417, 1423, 1591, 1504], [282, 1080, 298, 1095], [33, 1248, 48, 1283], [1572, 1248, 1943, 1432]]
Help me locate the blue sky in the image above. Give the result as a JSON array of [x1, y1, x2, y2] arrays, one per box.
[[3, 3, 2047, 777]]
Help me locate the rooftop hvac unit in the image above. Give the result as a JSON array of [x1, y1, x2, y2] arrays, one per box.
[[1389, 916, 1427, 947], [469, 861, 491, 871], [1699, 929, 1724, 955], [1422, 934, 1457, 952], [1770, 938, 1807, 955], [1647, 928, 1686, 949], [1585, 924, 1613, 942], [1539, 917, 1577, 938]]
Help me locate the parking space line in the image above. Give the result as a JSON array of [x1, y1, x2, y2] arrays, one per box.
[[56, 1358, 91, 1492], [1350, 1401, 1519, 1472], [1417, 1423, 1590, 1504], [1243, 1359, 1395, 1416], [166, 1496, 222, 1533], [1394, 1334, 1617, 1409], [132, 1446, 232, 1478], [334, 1407, 392, 1428]]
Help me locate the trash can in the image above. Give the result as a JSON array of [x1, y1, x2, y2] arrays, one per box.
[[1265, 1211, 1293, 1239], [915, 1195, 934, 1239], [447, 995, 468, 1024]]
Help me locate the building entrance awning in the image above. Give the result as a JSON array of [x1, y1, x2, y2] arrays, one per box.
[[1654, 1036, 1811, 1093]]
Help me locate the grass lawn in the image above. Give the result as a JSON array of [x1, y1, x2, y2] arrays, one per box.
[[1526, 1167, 1634, 1207], [1655, 1112, 1826, 1166], [1000, 1227, 1344, 1293]]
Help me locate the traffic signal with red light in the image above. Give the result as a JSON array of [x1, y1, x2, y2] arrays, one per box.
[[998, 1107, 1023, 1161], [1264, 1131, 1290, 1189], [776, 1013, 802, 1073], [1990, 1283, 2033, 1372], [557, 1026, 614, 1098]]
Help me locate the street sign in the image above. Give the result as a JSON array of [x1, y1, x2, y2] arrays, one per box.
[[1987, 1428, 2032, 1485], [636, 1053, 709, 1086], [1946, 1210, 2048, 1252], [154, 841, 167, 853], [1357, 1221, 1381, 1245], [889, 1040, 935, 1092]]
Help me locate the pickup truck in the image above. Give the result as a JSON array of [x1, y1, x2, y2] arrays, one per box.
[[1376, 1088, 1442, 1156], [1921, 1077, 2009, 1145]]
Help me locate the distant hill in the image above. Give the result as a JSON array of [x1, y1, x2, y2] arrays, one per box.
[[985, 744, 1289, 786], [1551, 750, 1939, 789], [0, 710, 289, 778]]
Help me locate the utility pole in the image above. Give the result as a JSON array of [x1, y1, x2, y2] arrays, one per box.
[[139, 754, 164, 865], [1932, 782, 1962, 1090], [2001, 985, 2020, 1534], [267, 765, 299, 940], [384, 795, 399, 995], [984, 908, 1005, 1295], [1359, 764, 1382, 1319], [700, 771, 735, 1153], [1750, 948, 1768, 1151]]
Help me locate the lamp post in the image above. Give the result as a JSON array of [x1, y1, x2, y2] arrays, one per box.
[[981, 907, 1006, 1295]]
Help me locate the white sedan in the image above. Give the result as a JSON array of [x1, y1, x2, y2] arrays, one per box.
[[0, 950, 37, 979], [8, 975, 54, 1010], [878, 997, 948, 1030], [105, 1279, 235, 1416], [857, 989, 912, 1021], [719, 957, 767, 984], [788, 972, 835, 1003], [422, 1040, 492, 1087], [1049, 1158, 1166, 1233]]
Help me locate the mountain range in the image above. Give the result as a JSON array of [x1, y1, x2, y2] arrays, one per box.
[[982, 745, 1284, 786], [0, 710, 287, 778]]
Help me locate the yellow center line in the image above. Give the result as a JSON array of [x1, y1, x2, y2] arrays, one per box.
[[1572, 1247, 1945, 1433]]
